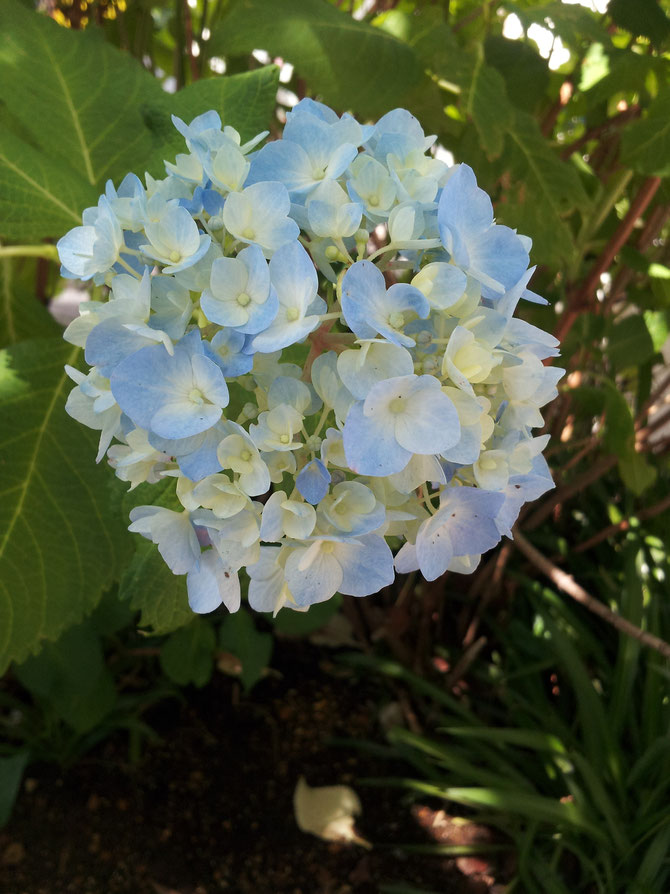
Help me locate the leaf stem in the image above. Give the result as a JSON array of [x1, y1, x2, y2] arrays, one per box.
[[0, 245, 59, 261]]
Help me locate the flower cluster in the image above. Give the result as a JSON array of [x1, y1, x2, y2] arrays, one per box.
[[59, 100, 563, 617]]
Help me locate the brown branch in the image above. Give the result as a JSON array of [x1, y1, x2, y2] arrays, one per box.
[[445, 636, 488, 689], [569, 492, 670, 556], [183, 0, 200, 83], [513, 530, 670, 660], [462, 542, 513, 647], [636, 369, 670, 426], [522, 455, 618, 532], [559, 106, 640, 160], [554, 176, 662, 344], [637, 407, 670, 445], [604, 204, 670, 311]]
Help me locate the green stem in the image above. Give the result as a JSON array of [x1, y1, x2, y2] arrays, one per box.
[[116, 256, 142, 279], [0, 245, 59, 261]]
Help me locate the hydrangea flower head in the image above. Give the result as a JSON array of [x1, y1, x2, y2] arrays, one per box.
[[60, 100, 563, 618]]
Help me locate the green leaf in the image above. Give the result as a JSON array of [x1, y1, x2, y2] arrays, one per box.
[[502, 110, 590, 266], [14, 622, 117, 732], [606, 314, 655, 372], [580, 45, 663, 109], [643, 310, 670, 352], [159, 618, 217, 688], [464, 47, 512, 158], [0, 258, 60, 348], [118, 480, 193, 635], [484, 36, 550, 113], [384, 779, 608, 841], [119, 538, 193, 635], [210, 0, 422, 117], [0, 751, 28, 828], [609, 0, 670, 44], [219, 609, 273, 691], [0, 1, 159, 189], [507, 2, 608, 48], [621, 87, 670, 177], [0, 339, 128, 674], [0, 130, 97, 240], [618, 450, 657, 495], [0, 4, 280, 238], [272, 593, 342, 636], [141, 66, 280, 176], [602, 385, 635, 455], [386, 8, 512, 158]]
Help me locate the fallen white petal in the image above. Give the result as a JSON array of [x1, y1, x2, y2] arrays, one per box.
[[293, 776, 371, 848]]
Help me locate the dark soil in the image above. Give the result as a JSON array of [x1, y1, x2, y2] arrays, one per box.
[[1, 642, 504, 894]]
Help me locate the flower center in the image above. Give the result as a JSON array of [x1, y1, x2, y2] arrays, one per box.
[[389, 397, 406, 414], [286, 307, 299, 322], [242, 227, 255, 240], [169, 250, 181, 263], [189, 388, 205, 406], [279, 433, 290, 444], [388, 312, 405, 330], [237, 292, 251, 307]]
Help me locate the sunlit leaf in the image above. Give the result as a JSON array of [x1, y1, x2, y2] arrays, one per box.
[[0, 339, 128, 673]]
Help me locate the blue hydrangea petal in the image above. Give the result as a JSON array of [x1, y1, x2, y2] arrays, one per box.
[[342, 400, 411, 477], [336, 534, 395, 596], [296, 458, 331, 504], [284, 545, 342, 607], [187, 550, 240, 613]]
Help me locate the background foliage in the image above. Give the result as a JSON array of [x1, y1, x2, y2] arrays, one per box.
[[1, 0, 669, 888]]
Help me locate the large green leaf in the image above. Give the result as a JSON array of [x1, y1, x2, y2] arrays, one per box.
[[159, 618, 217, 688], [219, 609, 273, 691], [141, 65, 280, 175], [484, 36, 550, 113], [0, 2, 159, 188], [609, 0, 670, 44], [0, 259, 60, 349], [463, 47, 512, 159], [210, 0, 422, 116], [502, 110, 591, 266], [0, 339, 128, 673], [119, 539, 193, 636], [621, 86, 670, 177], [579, 45, 665, 109], [380, 8, 512, 157], [0, 130, 97, 240], [507, 2, 608, 48], [0, 3, 280, 239], [14, 622, 117, 732], [606, 314, 655, 372]]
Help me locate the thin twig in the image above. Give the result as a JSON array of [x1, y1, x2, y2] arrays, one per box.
[[559, 106, 640, 160], [445, 636, 488, 689], [183, 0, 200, 82], [522, 455, 618, 532], [554, 176, 662, 344], [570, 492, 670, 556], [636, 369, 670, 426], [513, 530, 670, 660], [637, 406, 670, 444], [463, 542, 513, 647]]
